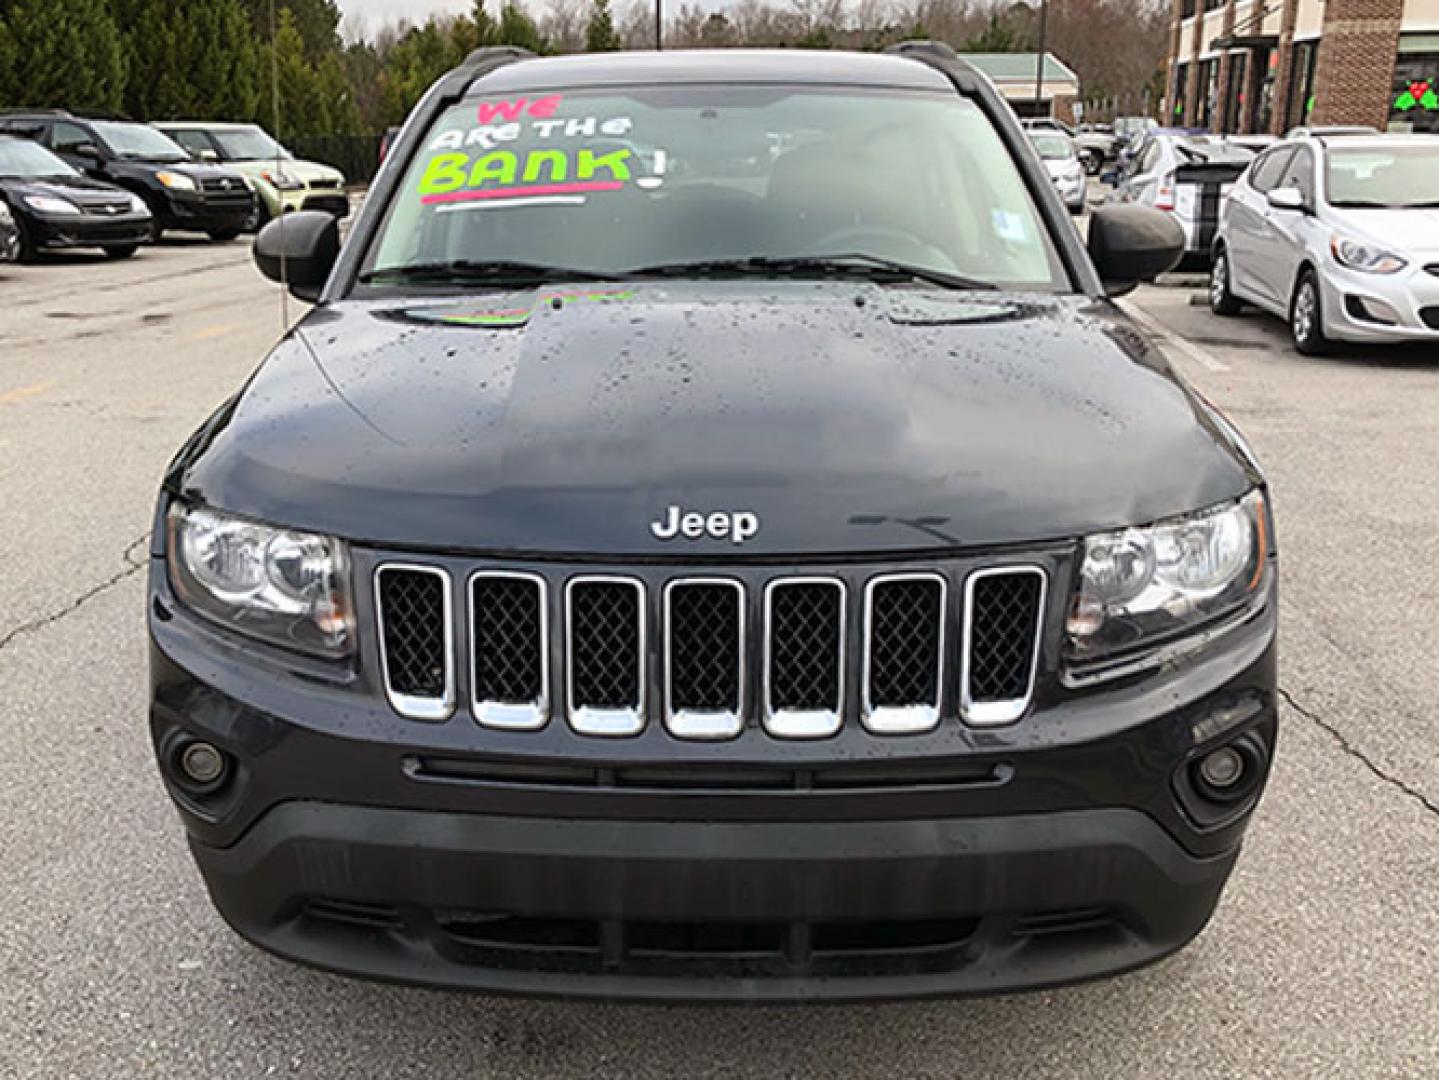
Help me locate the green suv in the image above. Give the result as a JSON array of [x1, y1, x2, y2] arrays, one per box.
[[154, 122, 348, 230]]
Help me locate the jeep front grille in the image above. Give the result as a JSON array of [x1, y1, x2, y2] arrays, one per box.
[[664, 579, 744, 740], [565, 577, 645, 736], [470, 572, 547, 730], [962, 567, 1046, 726], [375, 565, 454, 720], [373, 560, 1047, 737]]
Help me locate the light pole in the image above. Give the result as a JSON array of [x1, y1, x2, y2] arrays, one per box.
[[1033, 0, 1049, 117], [655, 0, 662, 49]]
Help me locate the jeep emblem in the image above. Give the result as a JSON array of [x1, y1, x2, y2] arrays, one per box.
[[650, 505, 760, 545]]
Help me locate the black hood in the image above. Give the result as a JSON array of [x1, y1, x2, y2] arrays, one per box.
[[106, 159, 246, 185], [0, 173, 135, 205], [169, 282, 1258, 557]]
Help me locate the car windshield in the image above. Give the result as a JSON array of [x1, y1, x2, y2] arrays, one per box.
[[92, 122, 190, 163], [212, 127, 289, 161], [1327, 145, 1439, 207], [366, 86, 1066, 291], [0, 138, 78, 178], [1030, 133, 1074, 160]]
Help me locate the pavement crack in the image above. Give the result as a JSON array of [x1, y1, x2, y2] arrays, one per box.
[[1279, 686, 1439, 819], [0, 531, 150, 656]]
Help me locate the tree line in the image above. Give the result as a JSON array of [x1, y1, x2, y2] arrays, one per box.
[[0, 0, 1167, 139]]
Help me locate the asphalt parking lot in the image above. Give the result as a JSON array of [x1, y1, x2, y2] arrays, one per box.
[[2, 224, 1436, 1078]]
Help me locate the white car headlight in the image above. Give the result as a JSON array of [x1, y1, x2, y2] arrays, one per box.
[[1066, 490, 1271, 666], [1330, 235, 1406, 275], [156, 170, 199, 192], [167, 504, 354, 658], [24, 194, 81, 215]]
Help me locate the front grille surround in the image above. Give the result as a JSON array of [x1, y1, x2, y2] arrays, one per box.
[[762, 577, 847, 739], [565, 575, 647, 737], [469, 570, 549, 731], [861, 572, 947, 735], [375, 563, 455, 722], [960, 565, 1047, 726], [663, 578, 746, 741]]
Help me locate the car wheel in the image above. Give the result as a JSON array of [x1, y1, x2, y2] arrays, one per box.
[[1209, 247, 1243, 316], [103, 244, 139, 260], [244, 202, 271, 234], [14, 218, 39, 264], [1290, 269, 1328, 355], [207, 229, 242, 243]]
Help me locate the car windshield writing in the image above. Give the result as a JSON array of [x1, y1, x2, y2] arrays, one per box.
[[1030, 134, 1073, 160], [1327, 146, 1439, 207], [214, 128, 288, 161], [368, 87, 1064, 290], [0, 138, 78, 178], [92, 122, 190, 162]]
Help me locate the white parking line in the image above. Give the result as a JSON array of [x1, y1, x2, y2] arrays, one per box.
[[1117, 297, 1232, 374]]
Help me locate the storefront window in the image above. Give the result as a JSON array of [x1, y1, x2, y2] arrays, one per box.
[[1225, 53, 1249, 132], [1196, 58, 1220, 129], [1390, 52, 1439, 133], [1285, 40, 1318, 131], [1173, 62, 1190, 122]]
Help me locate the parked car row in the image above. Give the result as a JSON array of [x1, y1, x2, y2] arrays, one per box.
[[0, 110, 348, 264]]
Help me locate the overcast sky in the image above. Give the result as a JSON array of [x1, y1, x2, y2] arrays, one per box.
[[336, 0, 473, 36]]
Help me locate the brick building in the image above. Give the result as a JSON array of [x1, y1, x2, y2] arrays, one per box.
[[1163, 0, 1439, 135]]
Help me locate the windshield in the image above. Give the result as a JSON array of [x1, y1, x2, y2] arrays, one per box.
[[212, 127, 288, 161], [91, 122, 189, 162], [367, 86, 1066, 291], [1029, 134, 1074, 161], [0, 138, 78, 178], [1327, 145, 1439, 207]]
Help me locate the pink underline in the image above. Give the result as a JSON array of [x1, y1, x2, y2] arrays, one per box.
[[421, 181, 624, 205]]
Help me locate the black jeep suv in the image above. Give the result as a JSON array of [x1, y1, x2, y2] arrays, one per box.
[[0, 111, 254, 242], [148, 46, 1278, 1001]]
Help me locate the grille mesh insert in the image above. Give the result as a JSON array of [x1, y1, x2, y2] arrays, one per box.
[[668, 583, 742, 712], [768, 582, 842, 712], [378, 569, 448, 698], [472, 576, 544, 704], [569, 581, 642, 708], [968, 572, 1042, 703], [868, 578, 943, 707]]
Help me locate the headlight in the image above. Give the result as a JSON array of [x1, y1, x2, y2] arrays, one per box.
[[1330, 234, 1406, 275], [23, 194, 81, 215], [1066, 490, 1270, 664], [156, 170, 198, 192], [261, 170, 304, 191], [128, 193, 149, 214], [167, 504, 354, 658]]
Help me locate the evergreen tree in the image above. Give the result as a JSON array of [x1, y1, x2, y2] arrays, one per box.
[[240, 0, 341, 58], [584, 0, 620, 52], [261, 7, 323, 137], [496, 2, 546, 53], [0, 0, 126, 112], [0, 14, 18, 106]]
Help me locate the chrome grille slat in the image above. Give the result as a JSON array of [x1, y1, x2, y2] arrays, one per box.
[[961, 566, 1046, 727], [375, 564, 454, 721], [470, 571, 548, 730], [566, 576, 646, 737], [862, 573, 945, 734], [763, 578, 845, 739], [664, 579, 745, 741]]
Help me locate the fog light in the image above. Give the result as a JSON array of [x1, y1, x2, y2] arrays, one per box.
[[179, 741, 226, 786], [1198, 746, 1245, 789]]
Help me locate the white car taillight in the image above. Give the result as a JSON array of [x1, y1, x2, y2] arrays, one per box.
[[1155, 172, 1176, 212]]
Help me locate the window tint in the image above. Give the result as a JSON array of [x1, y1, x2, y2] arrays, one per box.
[[50, 122, 93, 155], [1278, 147, 1313, 202], [1248, 147, 1294, 192], [170, 130, 215, 157]]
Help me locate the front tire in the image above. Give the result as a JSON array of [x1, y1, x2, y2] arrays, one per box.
[[207, 228, 241, 243], [1209, 247, 1243, 316], [103, 244, 139, 260], [1290, 269, 1328, 355]]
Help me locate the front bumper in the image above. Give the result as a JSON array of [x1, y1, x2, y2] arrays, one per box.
[[30, 211, 151, 250], [149, 551, 1277, 1001], [1319, 259, 1439, 344], [159, 191, 255, 233]]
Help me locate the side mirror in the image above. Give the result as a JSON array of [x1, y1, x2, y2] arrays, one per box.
[[1267, 187, 1307, 213], [253, 210, 339, 302], [1087, 204, 1184, 296]]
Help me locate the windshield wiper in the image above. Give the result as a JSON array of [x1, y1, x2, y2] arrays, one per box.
[[625, 254, 996, 291], [358, 259, 620, 285]]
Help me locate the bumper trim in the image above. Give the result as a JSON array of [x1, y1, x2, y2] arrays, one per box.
[[193, 800, 1240, 1001]]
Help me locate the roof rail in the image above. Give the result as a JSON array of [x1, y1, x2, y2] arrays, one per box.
[[461, 46, 535, 69], [883, 40, 984, 92], [0, 107, 73, 118]]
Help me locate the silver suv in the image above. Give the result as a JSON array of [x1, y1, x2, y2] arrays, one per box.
[[1210, 135, 1439, 353]]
